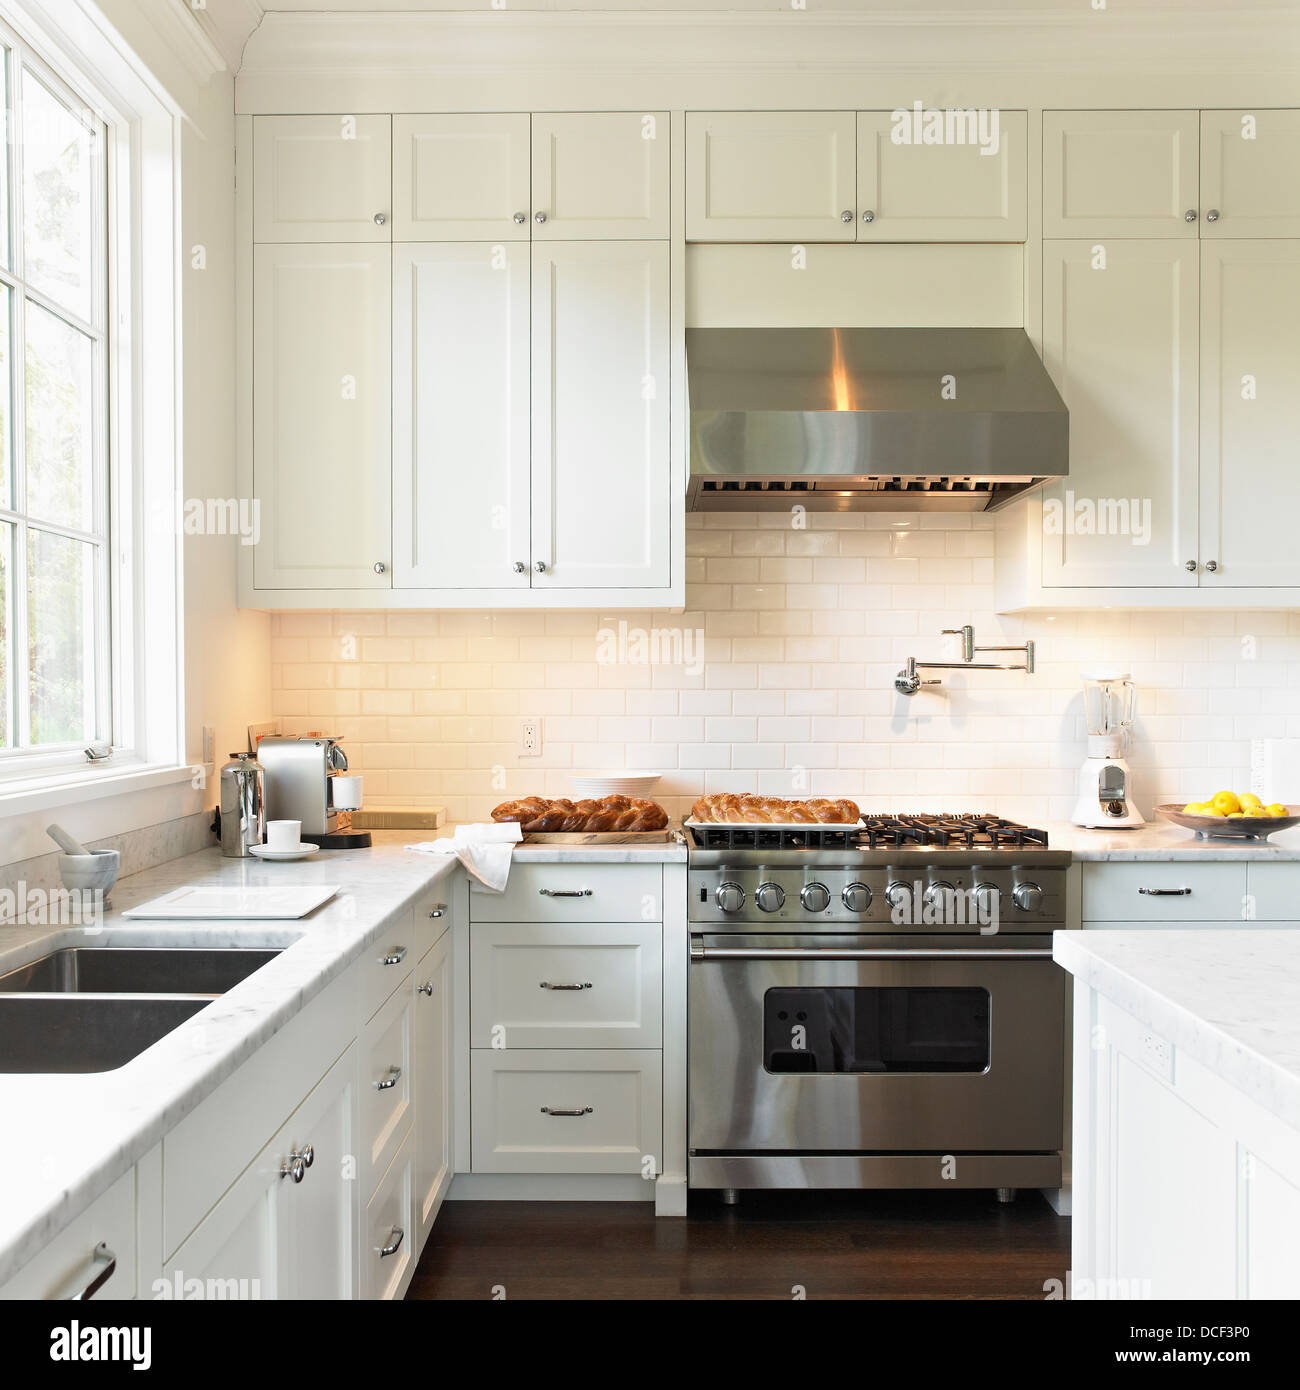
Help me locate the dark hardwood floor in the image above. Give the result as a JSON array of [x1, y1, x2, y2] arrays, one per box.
[[406, 1189, 1070, 1300]]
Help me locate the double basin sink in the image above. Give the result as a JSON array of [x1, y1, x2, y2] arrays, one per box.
[[0, 947, 283, 1074]]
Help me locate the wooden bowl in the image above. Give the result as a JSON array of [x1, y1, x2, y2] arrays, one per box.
[[1155, 804, 1300, 840]]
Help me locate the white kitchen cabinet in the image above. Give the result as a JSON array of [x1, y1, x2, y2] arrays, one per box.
[[393, 243, 531, 590], [163, 1047, 357, 1301], [1199, 240, 1300, 586], [393, 114, 531, 241], [1201, 110, 1300, 239], [1043, 110, 1199, 239], [686, 111, 857, 242], [1040, 240, 1199, 587], [470, 861, 662, 923], [362, 1130, 414, 1300], [252, 243, 391, 589], [358, 977, 414, 1202], [414, 929, 454, 1247], [1081, 861, 1246, 923], [531, 241, 671, 589], [253, 115, 391, 243], [532, 112, 669, 240], [856, 110, 1026, 242]]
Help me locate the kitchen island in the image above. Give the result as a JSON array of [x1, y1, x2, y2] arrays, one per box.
[[1055, 929, 1300, 1299]]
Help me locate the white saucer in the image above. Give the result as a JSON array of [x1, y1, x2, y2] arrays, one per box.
[[248, 842, 321, 861]]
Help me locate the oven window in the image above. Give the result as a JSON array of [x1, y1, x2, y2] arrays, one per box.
[[763, 987, 990, 1073]]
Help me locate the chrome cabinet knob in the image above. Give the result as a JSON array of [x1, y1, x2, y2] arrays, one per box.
[[513, 560, 526, 574], [1185, 209, 1198, 222], [754, 881, 786, 913], [373, 212, 387, 226], [1012, 882, 1044, 912], [375, 1066, 402, 1091], [1206, 209, 1219, 222], [800, 881, 831, 912], [300, 1143, 314, 1169], [842, 881, 872, 913], [715, 881, 745, 913], [535, 211, 547, 224], [373, 561, 386, 575], [861, 210, 875, 223], [417, 980, 434, 996], [1205, 560, 1218, 572], [1185, 560, 1197, 571], [840, 210, 853, 223], [281, 1156, 305, 1183], [534, 560, 548, 573], [513, 211, 527, 225]]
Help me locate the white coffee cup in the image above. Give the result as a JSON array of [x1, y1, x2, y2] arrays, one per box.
[[332, 776, 363, 811], [266, 819, 301, 852]]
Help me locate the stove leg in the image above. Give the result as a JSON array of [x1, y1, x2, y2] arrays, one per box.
[[996, 1187, 1017, 1204], [720, 1188, 740, 1206]]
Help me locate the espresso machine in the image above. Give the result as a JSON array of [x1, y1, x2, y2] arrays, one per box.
[[1072, 670, 1145, 828], [257, 735, 372, 849]]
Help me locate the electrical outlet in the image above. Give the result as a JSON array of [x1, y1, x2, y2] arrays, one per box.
[[520, 718, 541, 757], [201, 725, 215, 764]]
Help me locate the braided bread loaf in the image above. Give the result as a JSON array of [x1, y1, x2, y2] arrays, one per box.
[[689, 793, 860, 825], [491, 794, 669, 834]]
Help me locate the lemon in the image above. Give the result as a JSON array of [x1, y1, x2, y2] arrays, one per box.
[[1200, 806, 1225, 817], [1183, 802, 1206, 814], [1266, 803, 1289, 818], [1211, 790, 1240, 815], [1226, 812, 1247, 819], [1239, 792, 1264, 811]]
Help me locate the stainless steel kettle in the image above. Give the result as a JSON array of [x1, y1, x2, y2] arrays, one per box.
[[219, 751, 265, 857]]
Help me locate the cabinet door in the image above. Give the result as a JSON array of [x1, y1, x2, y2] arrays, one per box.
[[1041, 240, 1199, 587], [1043, 110, 1199, 239], [393, 244, 530, 589], [1201, 110, 1300, 238], [856, 110, 1026, 241], [393, 114, 530, 241], [531, 242, 671, 590], [414, 931, 453, 1247], [1200, 240, 1300, 585], [686, 111, 857, 242], [532, 112, 669, 239], [253, 115, 391, 243], [253, 244, 391, 589]]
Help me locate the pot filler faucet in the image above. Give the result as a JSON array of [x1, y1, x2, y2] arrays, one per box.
[[895, 624, 1035, 696]]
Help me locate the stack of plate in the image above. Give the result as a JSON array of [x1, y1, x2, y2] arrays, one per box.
[[568, 772, 661, 798]]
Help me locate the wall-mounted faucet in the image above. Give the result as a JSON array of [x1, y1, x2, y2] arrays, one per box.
[[895, 624, 1035, 695]]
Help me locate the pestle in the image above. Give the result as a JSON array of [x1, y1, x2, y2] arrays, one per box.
[[47, 823, 92, 857]]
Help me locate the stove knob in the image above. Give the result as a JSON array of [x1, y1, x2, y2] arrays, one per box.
[[800, 882, 831, 913], [1012, 882, 1044, 912], [923, 880, 957, 912], [971, 882, 1001, 920], [842, 881, 872, 913], [884, 880, 909, 910], [715, 882, 745, 913], [754, 881, 786, 913]]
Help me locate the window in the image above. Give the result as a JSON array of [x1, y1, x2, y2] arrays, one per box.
[[0, 28, 109, 766]]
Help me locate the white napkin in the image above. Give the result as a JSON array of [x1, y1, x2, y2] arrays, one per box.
[[405, 822, 522, 892]]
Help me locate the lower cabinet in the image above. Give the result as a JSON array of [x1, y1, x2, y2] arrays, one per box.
[[1081, 860, 1300, 928], [414, 930, 454, 1245], [362, 1130, 414, 1301]]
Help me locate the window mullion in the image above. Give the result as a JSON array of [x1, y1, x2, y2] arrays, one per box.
[[8, 39, 28, 754]]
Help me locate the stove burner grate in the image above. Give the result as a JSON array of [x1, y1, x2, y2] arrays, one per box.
[[685, 813, 1049, 852]]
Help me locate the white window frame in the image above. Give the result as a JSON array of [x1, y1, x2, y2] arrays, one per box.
[[0, 0, 186, 806]]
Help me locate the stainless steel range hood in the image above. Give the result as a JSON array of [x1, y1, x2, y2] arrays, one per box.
[[687, 327, 1068, 513]]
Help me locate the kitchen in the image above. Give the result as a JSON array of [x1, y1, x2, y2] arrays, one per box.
[[1, 0, 1299, 1351]]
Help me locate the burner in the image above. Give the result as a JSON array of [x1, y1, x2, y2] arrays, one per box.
[[685, 813, 1049, 853]]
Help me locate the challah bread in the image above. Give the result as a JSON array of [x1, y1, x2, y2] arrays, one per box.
[[689, 793, 860, 825], [491, 795, 669, 833]]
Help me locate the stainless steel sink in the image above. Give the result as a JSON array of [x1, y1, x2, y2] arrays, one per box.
[[0, 947, 282, 996], [0, 996, 211, 1073]]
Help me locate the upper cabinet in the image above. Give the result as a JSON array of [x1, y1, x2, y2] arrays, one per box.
[[856, 110, 1026, 241], [253, 115, 392, 242], [532, 113, 670, 239], [393, 114, 531, 241], [1201, 110, 1300, 238], [686, 109, 1026, 242], [1043, 111, 1199, 239], [686, 111, 857, 242]]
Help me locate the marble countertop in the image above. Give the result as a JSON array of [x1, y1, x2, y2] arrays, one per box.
[[1044, 820, 1300, 861], [1054, 929, 1300, 1132]]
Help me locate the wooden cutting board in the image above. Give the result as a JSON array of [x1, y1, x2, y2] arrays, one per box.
[[521, 829, 674, 844]]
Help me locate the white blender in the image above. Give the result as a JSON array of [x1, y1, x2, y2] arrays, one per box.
[[1072, 670, 1145, 828]]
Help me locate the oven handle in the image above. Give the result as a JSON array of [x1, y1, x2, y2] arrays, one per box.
[[689, 945, 1054, 962]]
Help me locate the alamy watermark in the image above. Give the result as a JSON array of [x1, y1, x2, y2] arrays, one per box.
[[1043, 490, 1151, 546], [890, 102, 1001, 157], [596, 620, 705, 677]]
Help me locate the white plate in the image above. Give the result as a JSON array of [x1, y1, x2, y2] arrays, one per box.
[[122, 884, 339, 920], [568, 772, 661, 798], [248, 843, 321, 861]]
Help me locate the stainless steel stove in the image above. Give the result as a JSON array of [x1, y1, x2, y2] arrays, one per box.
[[687, 813, 1069, 1201]]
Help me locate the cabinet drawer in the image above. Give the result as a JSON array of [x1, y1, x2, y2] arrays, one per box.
[[471, 1049, 661, 1175], [1082, 862, 1246, 921], [357, 910, 417, 1027], [359, 983, 414, 1201], [0, 1168, 136, 1300], [362, 1131, 413, 1301], [1247, 863, 1300, 921], [471, 863, 661, 923], [471, 922, 661, 1048]]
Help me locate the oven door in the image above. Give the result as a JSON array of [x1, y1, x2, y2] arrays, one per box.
[[689, 933, 1064, 1154]]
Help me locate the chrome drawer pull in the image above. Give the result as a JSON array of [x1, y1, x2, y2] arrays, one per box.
[[375, 1066, 402, 1091], [379, 1226, 405, 1258], [690, 945, 1053, 962], [1138, 887, 1191, 896], [428, 905, 446, 918], [381, 946, 408, 966], [540, 1105, 593, 1117], [417, 980, 434, 997], [539, 888, 593, 898], [65, 1243, 116, 1300], [539, 981, 592, 991]]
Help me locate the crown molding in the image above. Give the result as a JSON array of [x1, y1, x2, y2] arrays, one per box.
[[188, 0, 263, 72]]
